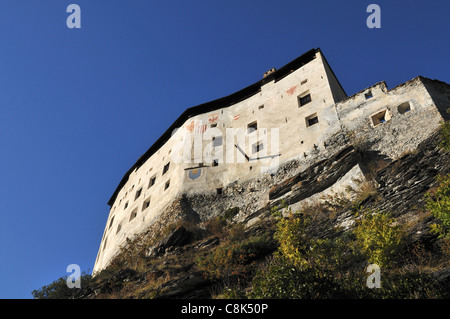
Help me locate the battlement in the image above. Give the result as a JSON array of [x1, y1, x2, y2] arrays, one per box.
[[93, 49, 450, 273]]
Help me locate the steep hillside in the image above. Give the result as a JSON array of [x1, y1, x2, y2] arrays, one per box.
[[32, 129, 450, 299]]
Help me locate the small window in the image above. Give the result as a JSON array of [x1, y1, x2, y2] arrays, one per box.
[[210, 123, 217, 128], [397, 102, 411, 114], [252, 142, 264, 154], [305, 113, 319, 127], [247, 121, 258, 134], [135, 188, 142, 200], [301, 79, 308, 85], [162, 162, 170, 175], [164, 180, 170, 190], [371, 109, 388, 126], [148, 176, 156, 188], [212, 159, 219, 167], [365, 91, 373, 99], [212, 136, 223, 147], [129, 208, 138, 221], [124, 201, 129, 209], [258, 105, 264, 110], [116, 223, 122, 234], [142, 198, 150, 210], [298, 93, 312, 107], [216, 188, 223, 195], [108, 216, 115, 229]]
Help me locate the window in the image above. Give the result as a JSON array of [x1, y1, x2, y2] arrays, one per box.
[[142, 198, 150, 210], [397, 102, 411, 114], [216, 188, 223, 195], [129, 208, 138, 221], [108, 216, 115, 229], [305, 113, 319, 127], [135, 188, 142, 200], [371, 109, 389, 126], [210, 123, 217, 128], [301, 79, 308, 85], [212, 136, 223, 147], [124, 201, 129, 209], [252, 142, 264, 154], [162, 162, 170, 175], [164, 180, 170, 190], [365, 91, 373, 99], [258, 105, 264, 110], [116, 223, 122, 234], [149, 176, 156, 188], [247, 121, 258, 134], [298, 92, 312, 107], [212, 159, 219, 167]]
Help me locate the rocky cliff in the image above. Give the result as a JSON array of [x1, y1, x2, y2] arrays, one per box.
[[33, 128, 450, 299]]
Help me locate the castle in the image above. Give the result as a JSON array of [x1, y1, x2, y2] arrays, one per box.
[[93, 48, 450, 273]]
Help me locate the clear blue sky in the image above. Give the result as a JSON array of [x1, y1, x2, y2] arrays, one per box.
[[0, 0, 448, 298]]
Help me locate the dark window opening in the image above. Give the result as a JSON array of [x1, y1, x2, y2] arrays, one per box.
[[298, 93, 312, 107], [142, 198, 150, 210], [216, 188, 223, 195], [129, 208, 138, 221], [365, 91, 373, 99], [371, 109, 387, 126], [212, 136, 223, 147], [247, 121, 258, 134], [124, 201, 129, 209], [252, 142, 264, 154], [116, 224, 122, 234], [164, 180, 170, 190], [135, 188, 142, 200], [305, 113, 319, 127], [149, 176, 156, 188], [108, 216, 115, 229], [162, 162, 170, 175], [212, 159, 219, 167], [398, 102, 411, 114]]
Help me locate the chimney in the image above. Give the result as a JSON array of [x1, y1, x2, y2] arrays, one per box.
[[263, 68, 276, 78]]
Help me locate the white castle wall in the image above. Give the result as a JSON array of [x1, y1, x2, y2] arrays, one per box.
[[93, 49, 449, 273]]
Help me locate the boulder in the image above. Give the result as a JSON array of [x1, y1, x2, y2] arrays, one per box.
[[150, 226, 194, 257]]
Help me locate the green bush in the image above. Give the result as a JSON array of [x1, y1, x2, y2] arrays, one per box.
[[426, 174, 450, 239], [438, 109, 450, 151], [196, 235, 276, 282], [250, 255, 362, 299], [31, 271, 92, 299], [353, 211, 405, 268], [273, 213, 311, 268]]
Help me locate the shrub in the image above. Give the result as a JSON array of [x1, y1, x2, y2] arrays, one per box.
[[426, 174, 450, 239], [438, 109, 450, 151], [196, 235, 276, 282], [250, 255, 360, 299], [353, 211, 405, 268], [32, 271, 92, 299], [273, 213, 312, 268]]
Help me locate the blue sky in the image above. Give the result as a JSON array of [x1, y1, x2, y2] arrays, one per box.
[[0, 0, 448, 298]]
